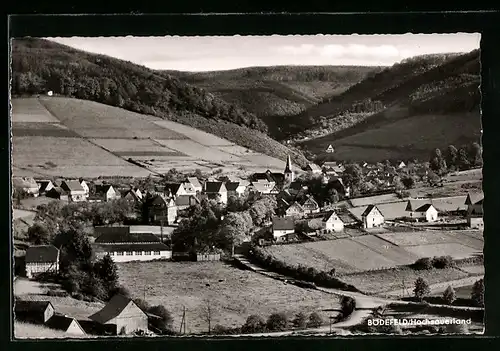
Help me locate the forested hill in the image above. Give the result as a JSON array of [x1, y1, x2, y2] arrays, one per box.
[[10, 38, 309, 167]]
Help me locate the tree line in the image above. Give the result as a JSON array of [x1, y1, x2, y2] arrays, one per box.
[[429, 142, 482, 175]]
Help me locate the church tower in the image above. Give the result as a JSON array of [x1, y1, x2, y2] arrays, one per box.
[[284, 155, 295, 182]]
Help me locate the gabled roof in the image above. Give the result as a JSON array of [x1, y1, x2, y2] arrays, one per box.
[[272, 216, 295, 231], [225, 182, 241, 191], [205, 182, 226, 193], [187, 177, 202, 189], [165, 183, 184, 194], [465, 193, 484, 206], [95, 184, 114, 194], [286, 202, 304, 212], [175, 194, 200, 207], [36, 180, 53, 193], [121, 189, 141, 202], [25, 245, 59, 263], [151, 194, 175, 207], [15, 300, 54, 313], [46, 187, 68, 196], [61, 180, 85, 193], [45, 314, 83, 333], [361, 204, 383, 218], [415, 203, 435, 212], [13, 177, 38, 189], [306, 164, 322, 172], [300, 195, 319, 207], [323, 210, 343, 222], [94, 227, 160, 244], [251, 172, 275, 183], [89, 295, 143, 324], [278, 198, 290, 207]]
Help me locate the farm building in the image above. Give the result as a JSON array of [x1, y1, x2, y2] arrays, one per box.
[[361, 205, 385, 229], [45, 187, 69, 201], [13, 177, 39, 197], [89, 295, 148, 335], [272, 216, 295, 242], [322, 211, 344, 232], [305, 163, 322, 174], [15, 300, 55, 324], [300, 195, 320, 215], [95, 184, 121, 202], [60, 180, 87, 202], [465, 193, 483, 229], [285, 202, 305, 218], [405, 201, 439, 222], [25, 245, 60, 279], [225, 181, 247, 197], [45, 314, 86, 335], [36, 180, 54, 195], [204, 182, 228, 204], [175, 194, 201, 210], [148, 194, 178, 224]]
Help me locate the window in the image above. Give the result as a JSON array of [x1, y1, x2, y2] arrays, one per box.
[[137, 251, 143, 255], [126, 251, 133, 256], [145, 251, 151, 255], [117, 252, 124, 256], [109, 252, 115, 256], [154, 251, 161, 255]]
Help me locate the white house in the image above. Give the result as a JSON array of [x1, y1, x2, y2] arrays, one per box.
[[165, 183, 187, 198], [225, 181, 247, 197], [465, 193, 483, 229], [271, 216, 295, 241], [361, 205, 385, 229], [204, 182, 228, 204], [95, 184, 120, 202], [25, 245, 60, 279], [60, 180, 87, 202], [405, 201, 438, 222], [300, 195, 320, 215], [36, 180, 54, 195], [186, 177, 203, 194], [322, 210, 344, 232], [79, 179, 90, 198]]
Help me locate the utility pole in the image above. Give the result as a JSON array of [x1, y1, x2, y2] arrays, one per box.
[[179, 306, 186, 334]]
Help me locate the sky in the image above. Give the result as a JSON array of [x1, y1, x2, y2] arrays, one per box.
[[48, 34, 480, 72]]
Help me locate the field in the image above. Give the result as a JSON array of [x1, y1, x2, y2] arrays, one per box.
[[117, 261, 341, 333], [11, 97, 293, 177], [14, 321, 87, 339]]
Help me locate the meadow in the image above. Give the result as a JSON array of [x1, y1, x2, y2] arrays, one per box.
[[117, 261, 341, 334]]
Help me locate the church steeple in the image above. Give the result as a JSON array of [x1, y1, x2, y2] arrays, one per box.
[[284, 155, 294, 182]]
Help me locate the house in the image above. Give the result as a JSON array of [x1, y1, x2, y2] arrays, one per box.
[[148, 194, 178, 225], [164, 183, 187, 198], [361, 205, 385, 229], [15, 300, 55, 324], [204, 182, 228, 204], [60, 180, 87, 202], [79, 179, 90, 198], [25, 245, 60, 279], [93, 227, 172, 262], [225, 182, 247, 197], [322, 210, 345, 232], [305, 163, 322, 174], [13, 177, 39, 197], [89, 295, 148, 335], [249, 180, 275, 195], [322, 162, 344, 175], [300, 195, 320, 215], [397, 161, 407, 169], [95, 184, 120, 202], [405, 200, 438, 222], [465, 193, 484, 229], [121, 189, 142, 204], [271, 216, 295, 242], [175, 194, 200, 210], [45, 314, 86, 335], [36, 180, 54, 195], [186, 177, 203, 194], [285, 202, 305, 218], [284, 155, 295, 183], [45, 187, 69, 201], [250, 170, 285, 186]]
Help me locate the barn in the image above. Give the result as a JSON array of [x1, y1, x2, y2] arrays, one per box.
[[45, 314, 86, 335], [15, 300, 55, 324], [25, 245, 60, 279]]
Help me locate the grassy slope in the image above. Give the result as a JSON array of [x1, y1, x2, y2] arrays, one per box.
[[288, 52, 481, 162], [166, 66, 381, 117], [11, 38, 308, 168]]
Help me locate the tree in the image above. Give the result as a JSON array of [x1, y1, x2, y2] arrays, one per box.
[[467, 142, 482, 167], [292, 312, 307, 329], [429, 148, 447, 175], [94, 254, 119, 299], [133, 298, 150, 312], [148, 305, 174, 332], [471, 278, 484, 307], [414, 277, 431, 301], [442, 285, 456, 305], [325, 187, 340, 204], [456, 147, 471, 171], [203, 299, 213, 334], [242, 315, 266, 333], [444, 145, 458, 170], [27, 222, 51, 245], [266, 313, 288, 331], [427, 171, 440, 186], [307, 312, 323, 328], [219, 212, 252, 256], [401, 176, 416, 189], [342, 164, 363, 190], [340, 296, 356, 318]]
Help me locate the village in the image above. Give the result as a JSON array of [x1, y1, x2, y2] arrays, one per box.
[[12, 153, 484, 337]]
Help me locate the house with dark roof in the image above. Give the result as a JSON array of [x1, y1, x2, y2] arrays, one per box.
[[322, 210, 344, 232], [15, 300, 55, 324], [175, 194, 201, 210], [361, 205, 385, 229], [95, 184, 120, 202], [250, 170, 285, 186], [121, 188, 142, 204], [25, 245, 60, 279], [405, 200, 438, 222], [45, 314, 86, 335], [204, 182, 228, 204], [148, 194, 178, 224], [45, 187, 69, 201], [60, 180, 87, 202], [271, 216, 295, 242], [285, 202, 305, 218], [36, 180, 54, 195], [322, 162, 345, 175], [93, 226, 171, 262], [164, 183, 187, 198], [89, 295, 148, 335], [300, 195, 320, 215], [465, 193, 483, 229], [225, 181, 247, 197]]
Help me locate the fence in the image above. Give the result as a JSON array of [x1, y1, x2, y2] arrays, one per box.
[[196, 253, 221, 262]]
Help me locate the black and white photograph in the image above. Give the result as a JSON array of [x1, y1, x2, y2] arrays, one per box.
[[10, 31, 484, 338]]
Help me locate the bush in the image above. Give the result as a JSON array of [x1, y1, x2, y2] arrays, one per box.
[[266, 313, 288, 331], [413, 257, 433, 270], [432, 255, 454, 269], [242, 315, 266, 333], [414, 277, 431, 301], [134, 298, 150, 312], [292, 312, 307, 329], [340, 296, 356, 319], [442, 286, 456, 305], [73, 293, 84, 300], [147, 305, 174, 331], [471, 279, 484, 307], [307, 312, 323, 328]]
